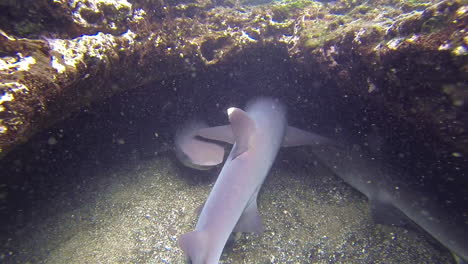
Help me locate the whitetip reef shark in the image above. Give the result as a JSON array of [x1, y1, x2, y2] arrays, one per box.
[[309, 142, 468, 263], [175, 97, 331, 264]]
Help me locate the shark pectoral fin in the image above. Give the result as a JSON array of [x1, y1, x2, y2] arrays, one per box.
[[233, 201, 264, 234], [179, 231, 208, 263], [370, 199, 410, 227], [197, 125, 235, 144], [227, 107, 256, 159], [175, 120, 225, 170], [282, 126, 334, 147]]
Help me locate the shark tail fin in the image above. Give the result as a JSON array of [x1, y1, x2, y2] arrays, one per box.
[[179, 231, 208, 264], [282, 126, 335, 147]]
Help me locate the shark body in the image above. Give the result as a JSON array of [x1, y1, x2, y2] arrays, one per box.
[[310, 143, 468, 262], [174, 96, 467, 263], [176, 97, 329, 264]]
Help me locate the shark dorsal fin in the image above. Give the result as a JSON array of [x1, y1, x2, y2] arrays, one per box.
[[227, 107, 255, 159]]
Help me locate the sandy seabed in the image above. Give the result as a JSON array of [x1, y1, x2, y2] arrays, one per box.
[[0, 149, 453, 264]]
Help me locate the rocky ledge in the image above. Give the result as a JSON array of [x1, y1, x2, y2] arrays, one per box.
[[0, 0, 466, 158]]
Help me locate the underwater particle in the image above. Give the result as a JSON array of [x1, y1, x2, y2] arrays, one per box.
[[48, 137, 58, 145], [154, 132, 159, 138], [451, 152, 462, 158], [367, 78, 377, 93], [453, 99, 464, 106], [111, 84, 120, 91], [337, 69, 350, 81], [442, 84, 456, 94]]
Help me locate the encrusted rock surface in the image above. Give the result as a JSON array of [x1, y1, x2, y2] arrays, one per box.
[[0, 0, 467, 157]]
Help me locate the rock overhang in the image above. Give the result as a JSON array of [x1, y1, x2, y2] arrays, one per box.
[[0, 0, 466, 160]]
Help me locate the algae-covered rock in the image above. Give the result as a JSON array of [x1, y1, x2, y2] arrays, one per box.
[[0, 0, 466, 159]]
